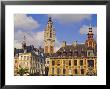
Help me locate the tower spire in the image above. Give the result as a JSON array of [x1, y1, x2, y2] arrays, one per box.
[[85, 25, 96, 48], [49, 17, 52, 21]]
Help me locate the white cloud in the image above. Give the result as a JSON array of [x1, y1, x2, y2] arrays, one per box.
[[48, 14, 92, 23], [14, 30, 61, 52], [14, 40, 22, 49], [80, 25, 97, 35], [14, 30, 43, 48], [14, 14, 39, 30]]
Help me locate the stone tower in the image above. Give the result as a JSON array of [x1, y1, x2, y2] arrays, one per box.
[[85, 25, 96, 48], [44, 17, 55, 54]]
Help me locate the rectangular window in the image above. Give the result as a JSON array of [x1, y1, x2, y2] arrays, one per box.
[[20, 56, 23, 60], [81, 69, 84, 74], [88, 60, 94, 67], [57, 60, 60, 66], [80, 60, 83, 66], [63, 60, 65, 66], [66, 60, 68, 65], [24, 56, 26, 60], [52, 60, 55, 66], [52, 68, 54, 75], [87, 50, 94, 57], [27, 56, 29, 60], [74, 60, 77, 66], [74, 69, 77, 74], [57, 68, 60, 75], [69, 60, 71, 66], [63, 60, 65, 64], [63, 69, 66, 75]]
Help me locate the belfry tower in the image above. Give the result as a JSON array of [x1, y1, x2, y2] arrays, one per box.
[[85, 25, 96, 48], [44, 17, 55, 54]]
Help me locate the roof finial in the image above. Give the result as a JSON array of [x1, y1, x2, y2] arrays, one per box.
[[49, 16, 51, 20]]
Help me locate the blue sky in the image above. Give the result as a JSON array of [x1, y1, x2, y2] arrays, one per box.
[[27, 14, 97, 44], [14, 14, 97, 51]]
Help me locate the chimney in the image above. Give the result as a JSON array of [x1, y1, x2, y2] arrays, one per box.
[[73, 41, 77, 46], [62, 41, 66, 47]]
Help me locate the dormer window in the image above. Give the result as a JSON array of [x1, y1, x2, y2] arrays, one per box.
[[58, 52, 61, 57], [81, 51, 85, 57], [87, 50, 94, 57], [69, 52, 72, 57], [63, 52, 67, 57], [74, 50, 78, 56]]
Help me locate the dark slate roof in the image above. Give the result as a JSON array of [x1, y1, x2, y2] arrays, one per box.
[[14, 45, 44, 57], [38, 47, 44, 53], [50, 44, 97, 58], [14, 49, 24, 55]]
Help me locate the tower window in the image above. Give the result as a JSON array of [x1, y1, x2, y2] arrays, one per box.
[[50, 32, 52, 38]]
